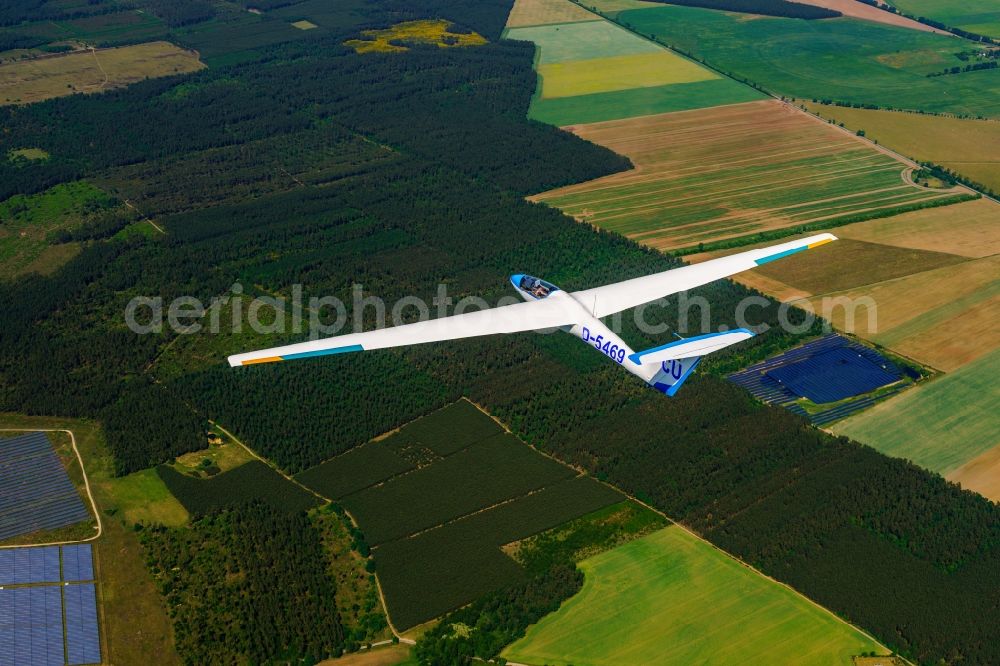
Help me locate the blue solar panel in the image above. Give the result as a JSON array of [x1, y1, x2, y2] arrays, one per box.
[[64, 584, 101, 665], [62, 545, 94, 582], [0, 432, 91, 541], [766, 347, 900, 403], [0, 547, 61, 586], [0, 586, 64, 666]]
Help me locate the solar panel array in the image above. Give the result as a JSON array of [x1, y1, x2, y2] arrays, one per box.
[[728, 334, 905, 425], [0, 586, 65, 666], [61, 545, 94, 583], [0, 547, 60, 586], [767, 347, 901, 404], [64, 584, 100, 666], [0, 545, 101, 666], [0, 432, 90, 541]]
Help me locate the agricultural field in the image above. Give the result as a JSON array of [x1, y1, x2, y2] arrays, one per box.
[[791, 0, 946, 33], [503, 526, 888, 665], [808, 255, 999, 372], [833, 349, 1000, 501], [598, 2, 1000, 118], [505, 5, 764, 125], [506, 0, 602, 28], [532, 100, 957, 250], [888, 0, 1000, 38], [0, 41, 205, 105], [688, 198, 1000, 373], [344, 19, 486, 54], [803, 103, 1000, 193], [0, 180, 115, 280]]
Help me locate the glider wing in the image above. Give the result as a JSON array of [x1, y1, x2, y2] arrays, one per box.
[[571, 233, 836, 318], [227, 295, 579, 367]]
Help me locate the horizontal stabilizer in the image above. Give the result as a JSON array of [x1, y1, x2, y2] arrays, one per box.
[[629, 329, 754, 366]]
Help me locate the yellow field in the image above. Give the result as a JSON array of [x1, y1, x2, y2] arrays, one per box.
[[804, 103, 1000, 193], [538, 51, 716, 98], [533, 100, 951, 250], [345, 19, 486, 54], [291, 20, 318, 30], [506, 0, 601, 28], [0, 42, 204, 106], [834, 198, 1000, 258]]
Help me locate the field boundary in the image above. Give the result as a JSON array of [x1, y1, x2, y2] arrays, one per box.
[[0, 428, 103, 549]]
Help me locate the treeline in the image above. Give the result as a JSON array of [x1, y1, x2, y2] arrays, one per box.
[[810, 97, 994, 121], [0, 0, 126, 27], [855, 0, 998, 44], [649, 0, 839, 19], [415, 563, 582, 664], [102, 381, 205, 475], [139, 502, 345, 664], [927, 60, 998, 77]]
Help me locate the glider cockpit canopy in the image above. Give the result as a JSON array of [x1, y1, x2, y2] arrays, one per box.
[[512, 274, 559, 300]]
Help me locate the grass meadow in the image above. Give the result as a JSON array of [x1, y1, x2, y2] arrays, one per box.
[[608, 3, 1000, 117], [0, 41, 204, 106], [888, 0, 1000, 38], [504, 525, 886, 665]]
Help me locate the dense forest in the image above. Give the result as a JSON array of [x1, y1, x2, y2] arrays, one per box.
[[0, 0, 997, 663], [648, 0, 840, 19], [140, 502, 345, 664]]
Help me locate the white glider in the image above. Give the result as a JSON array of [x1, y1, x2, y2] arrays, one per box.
[[229, 233, 836, 396]]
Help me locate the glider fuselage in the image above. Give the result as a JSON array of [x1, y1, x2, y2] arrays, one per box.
[[510, 274, 659, 384]]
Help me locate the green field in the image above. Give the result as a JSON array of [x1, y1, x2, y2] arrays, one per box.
[[504, 526, 887, 665], [833, 348, 1000, 476], [889, 0, 1000, 38], [607, 4, 1000, 118], [529, 79, 764, 125], [506, 13, 763, 124]]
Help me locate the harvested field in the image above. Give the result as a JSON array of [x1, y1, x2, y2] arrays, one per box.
[[534, 100, 950, 250], [804, 104, 1000, 193], [833, 198, 1000, 258], [947, 444, 1000, 503], [810, 256, 1000, 371], [833, 349, 1000, 498], [791, 0, 946, 33], [750, 238, 967, 295], [0, 42, 204, 105], [505, 0, 601, 28], [503, 526, 887, 665]]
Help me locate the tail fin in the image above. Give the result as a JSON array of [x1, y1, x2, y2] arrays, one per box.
[[650, 357, 702, 396], [632, 329, 755, 397]]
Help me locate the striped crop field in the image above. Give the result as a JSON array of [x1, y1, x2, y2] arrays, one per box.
[[532, 100, 962, 251]]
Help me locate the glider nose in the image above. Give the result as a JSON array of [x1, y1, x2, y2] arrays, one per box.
[[510, 274, 524, 290]]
